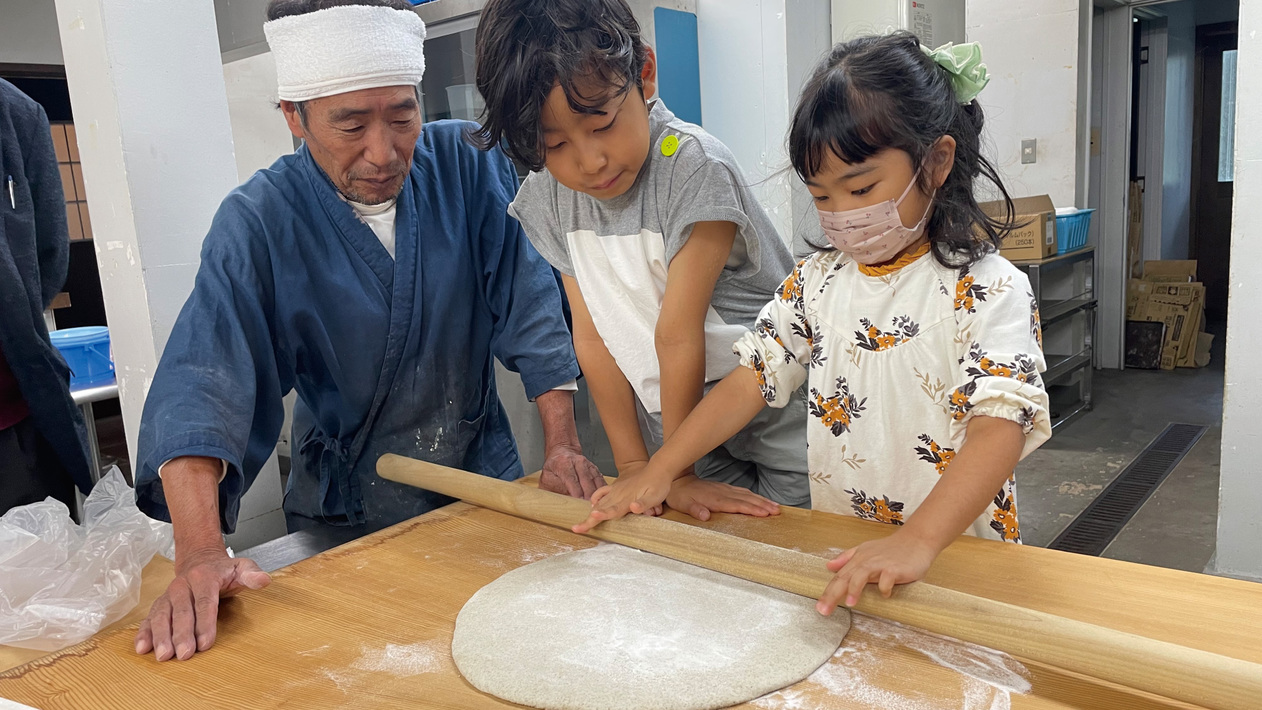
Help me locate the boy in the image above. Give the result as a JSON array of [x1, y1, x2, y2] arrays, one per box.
[[473, 0, 809, 519]]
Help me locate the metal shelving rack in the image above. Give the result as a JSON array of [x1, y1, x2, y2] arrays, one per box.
[[1010, 246, 1097, 430]]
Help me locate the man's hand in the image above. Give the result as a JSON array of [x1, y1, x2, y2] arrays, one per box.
[[539, 444, 606, 500], [816, 529, 937, 614], [571, 461, 672, 534], [664, 474, 781, 522], [134, 546, 270, 661]]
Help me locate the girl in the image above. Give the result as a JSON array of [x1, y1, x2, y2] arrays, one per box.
[[573, 33, 1052, 614]]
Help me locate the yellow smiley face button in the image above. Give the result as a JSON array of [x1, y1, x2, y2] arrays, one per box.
[[661, 135, 680, 157]]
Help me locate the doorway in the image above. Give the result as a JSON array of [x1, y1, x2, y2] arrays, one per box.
[[1190, 22, 1237, 325]]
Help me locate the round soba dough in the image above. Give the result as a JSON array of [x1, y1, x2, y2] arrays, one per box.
[[451, 544, 851, 710]]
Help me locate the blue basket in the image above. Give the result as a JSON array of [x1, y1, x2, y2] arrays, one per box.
[[49, 326, 114, 388], [1055, 208, 1095, 254]]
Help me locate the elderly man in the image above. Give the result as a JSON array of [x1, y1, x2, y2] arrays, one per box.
[[133, 0, 603, 662]]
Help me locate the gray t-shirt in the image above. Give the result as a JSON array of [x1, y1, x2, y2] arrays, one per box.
[[508, 101, 793, 414]]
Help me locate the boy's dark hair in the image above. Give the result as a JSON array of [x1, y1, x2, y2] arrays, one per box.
[[266, 0, 414, 21], [788, 32, 1017, 268], [470, 0, 649, 171]]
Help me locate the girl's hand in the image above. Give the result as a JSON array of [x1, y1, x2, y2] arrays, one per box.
[[816, 529, 939, 614], [665, 474, 781, 522], [571, 463, 673, 534]]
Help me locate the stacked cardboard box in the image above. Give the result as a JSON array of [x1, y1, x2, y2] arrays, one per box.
[[50, 123, 92, 241], [981, 195, 1058, 261], [1125, 261, 1212, 370]]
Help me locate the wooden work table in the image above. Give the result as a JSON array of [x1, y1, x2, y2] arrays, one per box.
[[2, 477, 1260, 709]]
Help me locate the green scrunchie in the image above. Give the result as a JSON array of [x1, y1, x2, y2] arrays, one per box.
[[921, 42, 990, 104]]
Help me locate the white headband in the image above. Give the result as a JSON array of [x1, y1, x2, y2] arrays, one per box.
[[264, 5, 427, 102]]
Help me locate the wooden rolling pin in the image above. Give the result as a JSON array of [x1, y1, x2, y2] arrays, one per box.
[[378, 454, 1262, 710]]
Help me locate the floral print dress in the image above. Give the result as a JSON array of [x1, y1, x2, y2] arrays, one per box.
[[734, 244, 1051, 542]]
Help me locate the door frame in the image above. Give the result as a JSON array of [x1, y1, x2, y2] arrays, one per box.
[[1091, 4, 1135, 370], [1135, 15, 1168, 263]]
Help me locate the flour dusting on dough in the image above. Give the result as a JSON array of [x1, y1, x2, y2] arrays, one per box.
[[753, 613, 1030, 709]]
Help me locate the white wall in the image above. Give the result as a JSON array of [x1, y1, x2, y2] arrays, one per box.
[[697, 0, 833, 249], [965, 0, 1085, 209], [697, 0, 792, 241], [222, 51, 294, 183], [1217, 0, 1261, 583], [0, 0, 63, 65], [1161, 1, 1196, 261]]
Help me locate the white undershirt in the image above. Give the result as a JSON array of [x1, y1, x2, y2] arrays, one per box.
[[349, 198, 399, 259]]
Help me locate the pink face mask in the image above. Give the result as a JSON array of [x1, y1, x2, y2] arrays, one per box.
[[817, 171, 933, 265]]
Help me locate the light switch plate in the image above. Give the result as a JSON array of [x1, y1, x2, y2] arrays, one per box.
[[1021, 139, 1037, 164]]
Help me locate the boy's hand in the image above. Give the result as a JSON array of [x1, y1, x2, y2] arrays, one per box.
[[664, 474, 781, 522], [816, 529, 938, 615], [571, 463, 672, 534]]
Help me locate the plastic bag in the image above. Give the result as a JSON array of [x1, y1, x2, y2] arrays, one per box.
[[0, 467, 174, 651]]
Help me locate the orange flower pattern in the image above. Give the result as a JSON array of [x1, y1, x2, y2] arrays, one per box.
[[732, 249, 1048, 544], [855, 315, 920, 352], [776, 263, 805, 307], [964, 344, 1041, 387], [915, 434, 956, 475], [948, 380, 977, 421], [989, 484, 1021, 542], [746, 350, 777, 403], [846, 488, 905, 525], [809, 376, 867, 436], [957, 344, 1043, 432], [954, 270, 989, 313]]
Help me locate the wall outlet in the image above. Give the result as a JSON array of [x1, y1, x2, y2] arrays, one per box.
[[1021, 139, 1037, 164]]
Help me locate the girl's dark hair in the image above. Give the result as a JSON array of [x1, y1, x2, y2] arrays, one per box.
[[266, 0, 414, 21], [789, 32, 1016, 268], [470, 0, 649, 171]]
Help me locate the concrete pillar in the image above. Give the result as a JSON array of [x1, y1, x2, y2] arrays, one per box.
[[1215, 0, 1262, 583], [54, 0, 285, 548]]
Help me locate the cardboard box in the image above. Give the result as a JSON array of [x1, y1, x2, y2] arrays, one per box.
[[1128, 275, 1205, 369], [78, 202, 92, 241], [49, 124, 70, 163], [1125, 260, 1209, 369], [58, 164, 76, 201], [984, 195, 1057, 261], [1140, 301, 1192, 370], [1142, 260, 1197, 283]]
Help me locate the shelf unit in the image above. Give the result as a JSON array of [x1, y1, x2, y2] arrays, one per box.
[[1009, 246, 1097, 430]]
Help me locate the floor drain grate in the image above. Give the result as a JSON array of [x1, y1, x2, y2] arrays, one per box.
[[1048, 423, 1208, 556]]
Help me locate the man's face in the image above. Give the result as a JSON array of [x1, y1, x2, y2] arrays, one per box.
[[282, 85, 422, 205]]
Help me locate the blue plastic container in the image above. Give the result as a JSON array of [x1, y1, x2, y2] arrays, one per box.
[[49, 326, 114, 388], [1055, 208, 1095, 254]]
